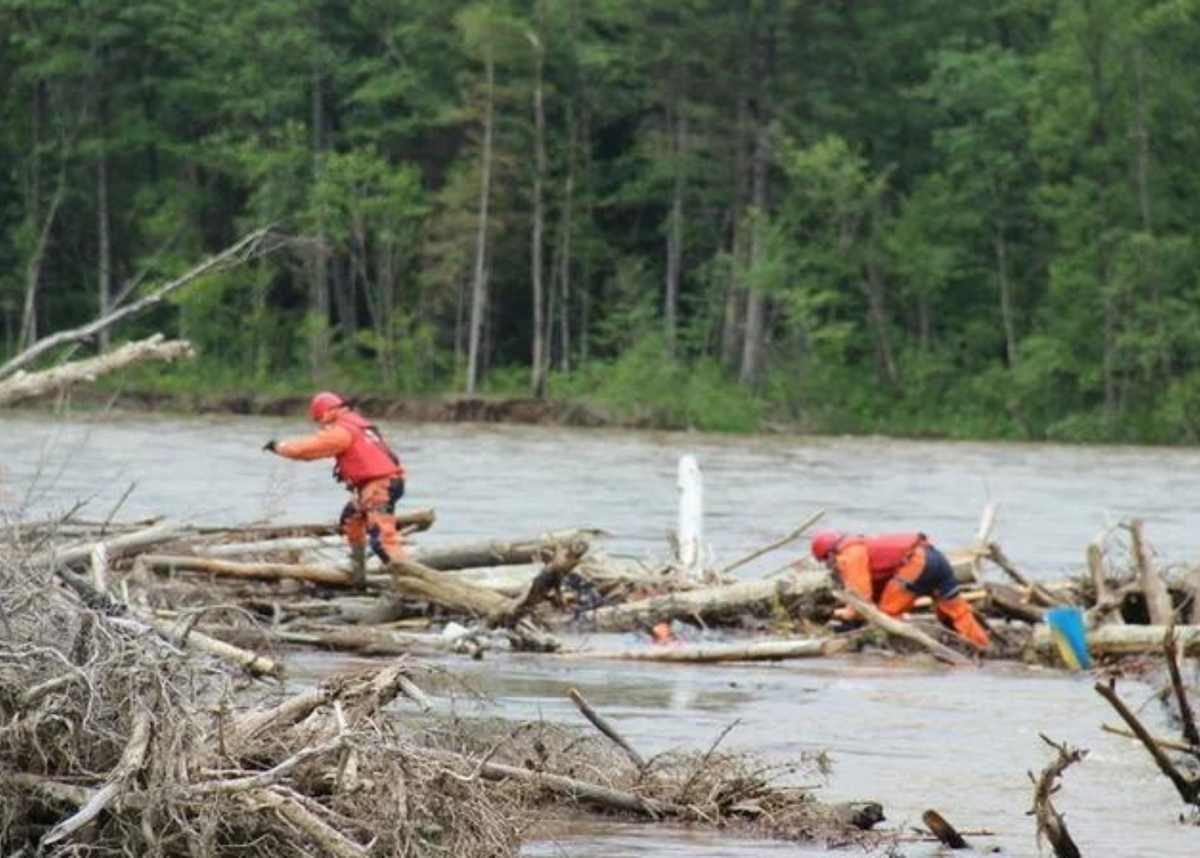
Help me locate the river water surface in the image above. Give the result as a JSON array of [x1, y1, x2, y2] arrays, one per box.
[[4, 412, 1199, 856]]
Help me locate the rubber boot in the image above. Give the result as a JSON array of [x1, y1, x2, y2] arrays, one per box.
[[349, 543, 368, 587]]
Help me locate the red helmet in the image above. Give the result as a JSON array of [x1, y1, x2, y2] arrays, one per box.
[[810, 530, 843, 562], [309, 391, 345, 422]]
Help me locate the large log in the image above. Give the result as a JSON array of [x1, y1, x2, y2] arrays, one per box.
[[142, 554, 352, 586], [413, 530, 594, 570], [564, 637, 844, 664], [580, 570, 834, 632], [193, 508, 436, 543], [388, 557, 515, 618], [1030, 624, 1200, 659], [837, 592, 974, 667], [150, 614, 281, 677], [50, 521, 190, 568], [0, 334, 193, 406]]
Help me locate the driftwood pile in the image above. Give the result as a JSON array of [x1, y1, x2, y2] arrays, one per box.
[[11, 510, 1200, 674], [1, 517, 898, 856]]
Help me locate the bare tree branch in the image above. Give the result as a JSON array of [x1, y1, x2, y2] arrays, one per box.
[[0, 226, 281, 379]]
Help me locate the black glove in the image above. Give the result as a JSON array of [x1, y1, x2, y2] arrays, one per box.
[[262, 440, 277, 453]]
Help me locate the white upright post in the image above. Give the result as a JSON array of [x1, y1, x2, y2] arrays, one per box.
[[677, 454, 704, 581]]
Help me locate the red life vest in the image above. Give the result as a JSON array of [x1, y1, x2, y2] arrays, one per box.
[[838, 533, 926, 580], [332, 411, 404, 486]]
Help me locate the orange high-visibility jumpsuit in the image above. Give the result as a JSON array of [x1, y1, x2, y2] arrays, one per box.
[[831, 536, 990, 649], [273, 410, 406, 563]]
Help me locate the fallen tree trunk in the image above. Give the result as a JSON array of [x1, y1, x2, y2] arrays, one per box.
[[433, 751, 687, 819], [50, 521, 190, 568], [0, 334, 194, 406], [0, 226, 276, 379], [580, 570, 834, 632], [193, 508, 436, 543], [389, 556, 515, 617], [564, 637, 845, 664], [414, 530, 595, 570], [149, 614, 281, 677], [1031, 624, 1200, 659], [142, 554, 352, 586], [837, 592, 974, 667]]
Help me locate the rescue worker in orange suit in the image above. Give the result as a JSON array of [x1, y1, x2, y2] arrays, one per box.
[[264, 392, 406, 583], [810, 530, 990, 649]]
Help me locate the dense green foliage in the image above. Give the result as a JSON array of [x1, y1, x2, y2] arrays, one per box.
[[4, 0, 1200, 440]]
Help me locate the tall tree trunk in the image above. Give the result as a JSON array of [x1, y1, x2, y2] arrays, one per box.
[[739, 100, 771, 388], [97, 145, 112, 351], [19, 174, 65, 351], [466, 48, 495, 395], [529, 12, 548, 398], [994, 226, 1018, 368], [557, 168, 574, 373], [738, 7, 775, 388], [721, 100, 750, 366], [861, 250, 899, 386], [664, 101, 685, 360], [309, 70, 331, 379], [1131, 47, 1166, 385]]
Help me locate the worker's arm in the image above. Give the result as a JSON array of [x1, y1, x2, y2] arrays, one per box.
[[273, 425, 353, 460], [833, 544, 873, 621]]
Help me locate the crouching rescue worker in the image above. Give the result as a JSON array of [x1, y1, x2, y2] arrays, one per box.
[[810, 530, 990, 649], [264, 392, 406, 583]]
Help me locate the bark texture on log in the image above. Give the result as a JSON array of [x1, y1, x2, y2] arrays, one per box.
[[413, 531, 593, 570], [389, 557, 514, 618], [144, 554, 351, 586], [582, 570, 833, 632]]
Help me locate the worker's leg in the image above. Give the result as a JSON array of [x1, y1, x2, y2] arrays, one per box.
[[340, 500, 369, 585], [359, 477, 403, 563], [877, 578, 917, 616], [936, 596, 991, 648], [919, 546, 990, 649]]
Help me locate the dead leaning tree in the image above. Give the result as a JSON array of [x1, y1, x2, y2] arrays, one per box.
[[0, 226, 283, 405]]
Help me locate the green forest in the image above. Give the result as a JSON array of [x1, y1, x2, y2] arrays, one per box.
[[3, 0, 1200, 441]]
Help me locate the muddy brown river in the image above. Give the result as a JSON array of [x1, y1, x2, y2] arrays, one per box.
[[5, 412, 1199, 855]]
